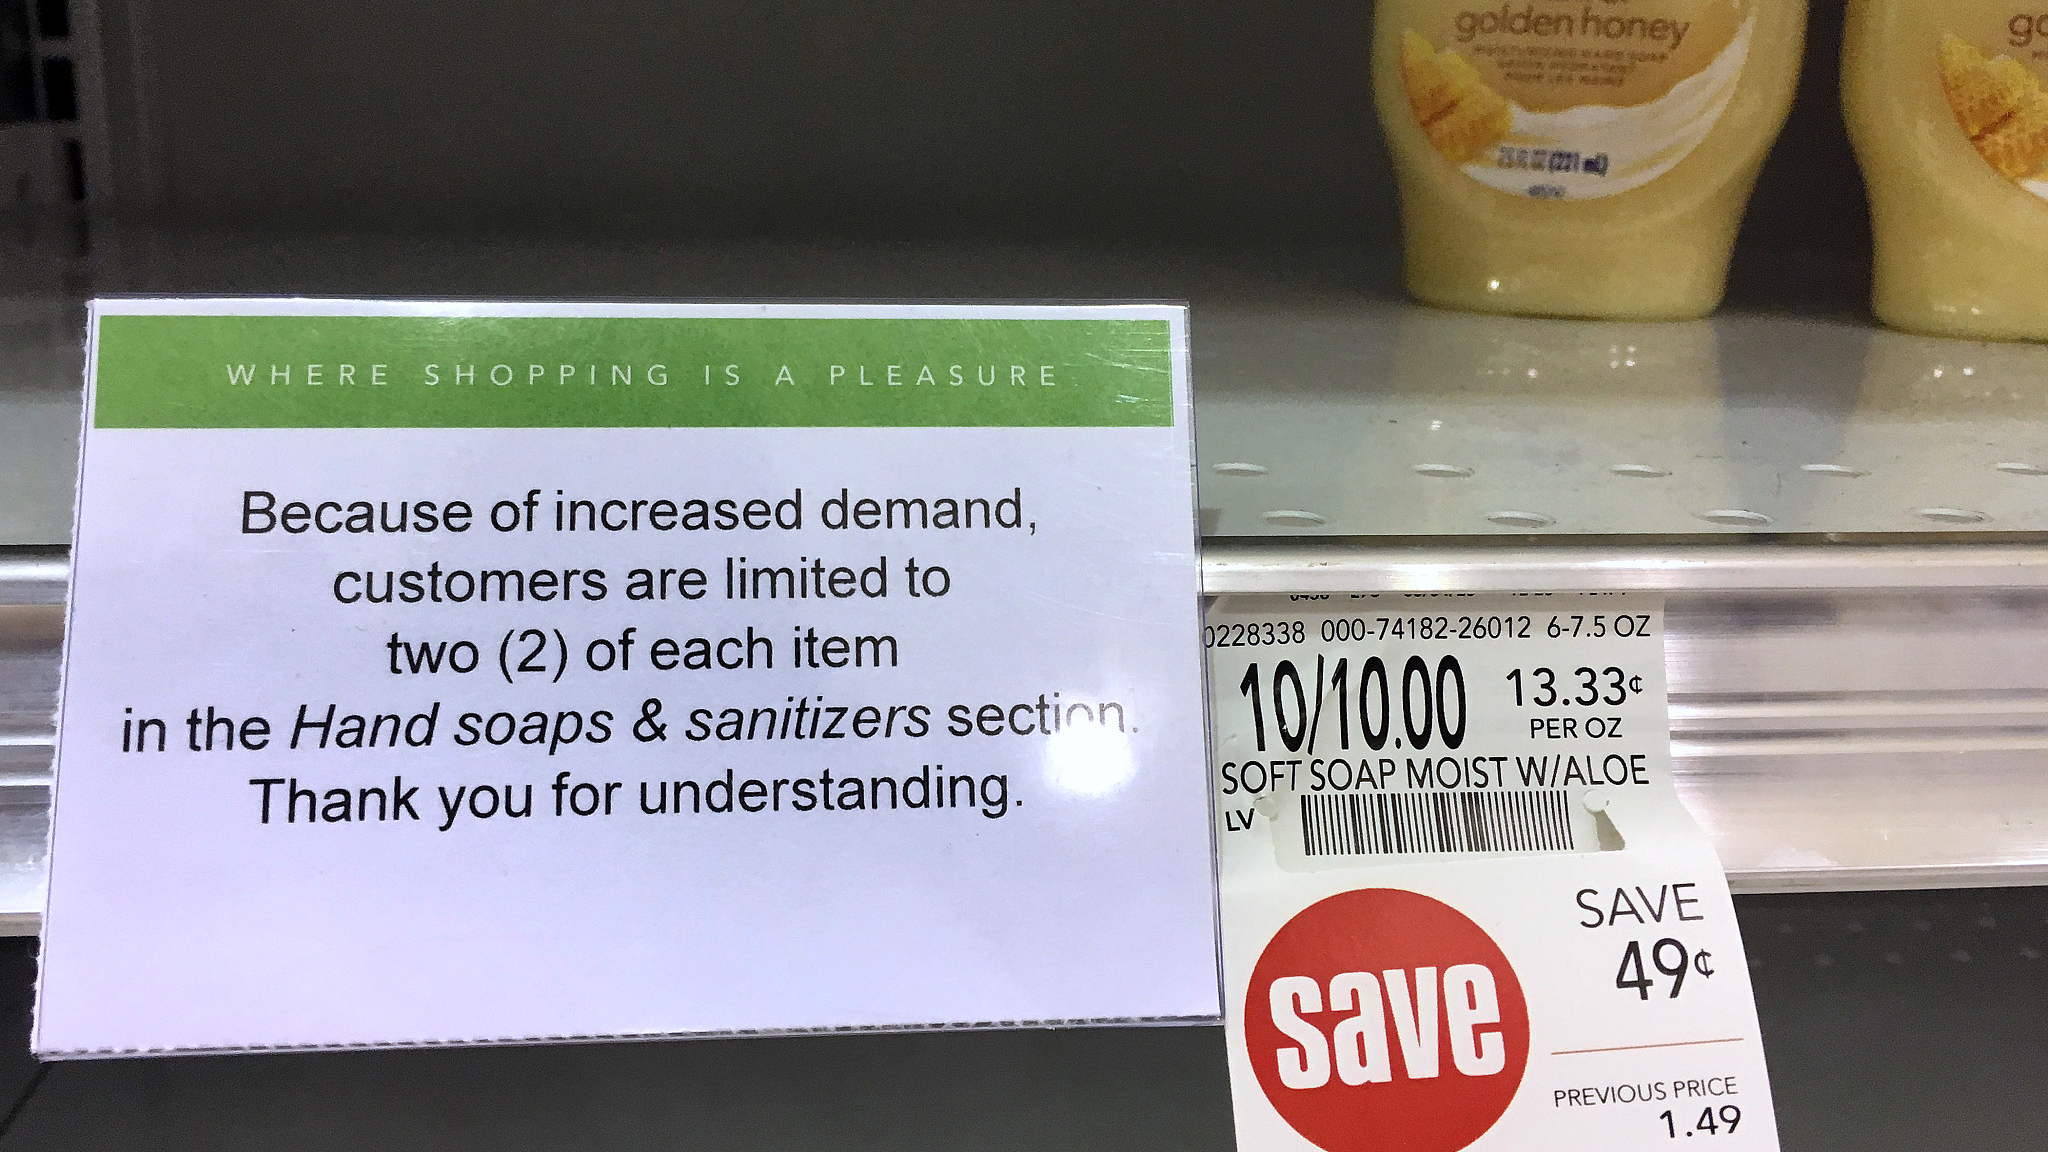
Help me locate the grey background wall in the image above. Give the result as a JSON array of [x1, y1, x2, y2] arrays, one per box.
[[93, 0, 1867, 259], [100, 0, 1383, 240]]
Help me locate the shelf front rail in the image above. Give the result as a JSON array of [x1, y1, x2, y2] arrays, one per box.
[[2, 544, 2045, 933]]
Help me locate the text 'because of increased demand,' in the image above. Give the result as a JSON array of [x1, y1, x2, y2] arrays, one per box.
[[239, 488, 1032, 535]]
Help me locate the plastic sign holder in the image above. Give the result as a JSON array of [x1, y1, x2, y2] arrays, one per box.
[[36, 300, 1218, 1056]]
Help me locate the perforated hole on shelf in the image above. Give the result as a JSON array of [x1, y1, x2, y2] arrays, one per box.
[[1697, 509, 1773, 527], [1261, 510, 1325, 528], [1918, 508, 1990, 525]]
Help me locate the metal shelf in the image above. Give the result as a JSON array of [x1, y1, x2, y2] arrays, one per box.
[[6, 231, 2048, 544], [1194, 299, 2048, 538], [1, 232, 2045, 929]]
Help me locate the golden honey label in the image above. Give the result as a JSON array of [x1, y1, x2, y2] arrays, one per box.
[[1937, 10, 2048, 199], [1399, 1, 1754, 200]]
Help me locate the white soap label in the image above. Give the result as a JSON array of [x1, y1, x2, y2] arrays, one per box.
[[1396, 2, 1757, 201], [37, 300, 1220, 1056], [1211, 594, 1777, 1152]]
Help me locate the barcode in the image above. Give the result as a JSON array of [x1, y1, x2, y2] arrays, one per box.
[[1298, 791, 1577, 857]]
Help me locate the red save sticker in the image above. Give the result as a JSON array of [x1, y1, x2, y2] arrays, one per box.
[[1246, 888, 1531, 1152]]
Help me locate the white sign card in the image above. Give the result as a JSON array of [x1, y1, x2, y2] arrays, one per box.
[[1209, 594, 1778, 1152], [37, 300, 1220, 1056]]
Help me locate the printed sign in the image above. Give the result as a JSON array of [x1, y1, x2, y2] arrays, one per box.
[[36, 300, 1219, 1056], [1212, 594, 1777, 1152], [1394, 1, 1758, 200]]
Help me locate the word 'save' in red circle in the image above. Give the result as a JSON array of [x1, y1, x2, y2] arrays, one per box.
[[1245, 888, 1530, 1152]]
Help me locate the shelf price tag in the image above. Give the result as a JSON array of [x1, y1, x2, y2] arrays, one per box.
[[36, 300, 1219, 1056], [1211, 594, 1779, 1152]]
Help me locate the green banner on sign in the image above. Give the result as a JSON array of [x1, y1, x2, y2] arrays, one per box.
[[93, 314, 1174, 429]]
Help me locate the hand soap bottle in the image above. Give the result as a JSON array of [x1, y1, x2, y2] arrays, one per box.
[[1844, 2, 2048, 341], [1373, 1, 1808, 320]]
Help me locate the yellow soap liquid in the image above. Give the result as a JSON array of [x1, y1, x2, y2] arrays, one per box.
[[1844, 1, 2048, 341], [1373, 1, 1808, 320]]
